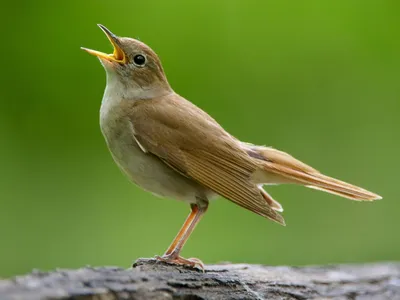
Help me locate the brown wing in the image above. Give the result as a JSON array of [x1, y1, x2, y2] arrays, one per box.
[[127, 94, 285, 225]]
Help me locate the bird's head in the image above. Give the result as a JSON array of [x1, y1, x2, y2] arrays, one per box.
[[82, 24, 172, 99]]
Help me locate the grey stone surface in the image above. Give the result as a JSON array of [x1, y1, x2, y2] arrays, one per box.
[[1, 259, 399, 299]]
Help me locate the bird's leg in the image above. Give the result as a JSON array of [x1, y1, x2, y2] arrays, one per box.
[[156, 203, 208, 270]]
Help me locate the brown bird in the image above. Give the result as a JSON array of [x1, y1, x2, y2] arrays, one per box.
[[82, 25, 381, 270]]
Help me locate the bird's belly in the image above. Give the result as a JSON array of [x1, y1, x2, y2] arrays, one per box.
[[101, 120, 212, 203]]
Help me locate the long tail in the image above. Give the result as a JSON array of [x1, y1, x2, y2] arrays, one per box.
[[246, 145, 382, 201], [263, 161, 381, 200]]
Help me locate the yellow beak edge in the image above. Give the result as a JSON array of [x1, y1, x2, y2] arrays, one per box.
[[81, 24, 127, 64]]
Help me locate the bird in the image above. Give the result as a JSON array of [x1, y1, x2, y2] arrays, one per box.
[[81, 24, 382, 270]]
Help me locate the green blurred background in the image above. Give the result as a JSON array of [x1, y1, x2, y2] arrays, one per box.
[[1, 0, 399, 277]]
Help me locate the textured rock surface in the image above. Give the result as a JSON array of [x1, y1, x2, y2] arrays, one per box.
[[1, 259, 400, 299]]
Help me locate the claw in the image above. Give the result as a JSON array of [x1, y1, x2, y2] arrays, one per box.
[[155, 254, 205, 272]]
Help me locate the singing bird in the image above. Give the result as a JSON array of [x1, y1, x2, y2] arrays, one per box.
[[82, 25, 381, 270]]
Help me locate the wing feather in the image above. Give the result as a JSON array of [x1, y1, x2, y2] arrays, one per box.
[[184, 151, 284, 223], [127, 95, 284, 225]]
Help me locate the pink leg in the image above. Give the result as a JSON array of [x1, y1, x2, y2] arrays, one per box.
[[156, 204, 208, 270]]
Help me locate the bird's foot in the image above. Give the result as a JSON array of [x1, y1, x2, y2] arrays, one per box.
[[155, 254, 205, 272]]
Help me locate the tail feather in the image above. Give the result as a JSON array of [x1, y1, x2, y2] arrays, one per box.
[[263, 161, 381, 201], [305, 185, 377, 201], [258, 185, 284, 211], [244, 144, 382, 201]]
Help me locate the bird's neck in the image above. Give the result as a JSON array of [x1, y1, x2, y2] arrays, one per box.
[[103, 71, 173, 104]]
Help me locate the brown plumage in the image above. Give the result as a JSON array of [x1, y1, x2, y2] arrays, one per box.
[[82, 25, 381, 270], [128, 94, 381, 227]]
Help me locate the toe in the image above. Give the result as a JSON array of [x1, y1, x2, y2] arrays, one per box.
[[155, 255, 204, 271]]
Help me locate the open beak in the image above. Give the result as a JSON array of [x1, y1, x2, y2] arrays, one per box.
[[81, 24, 127, 64]]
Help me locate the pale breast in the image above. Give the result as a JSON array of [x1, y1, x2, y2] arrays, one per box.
[[99, 88, 213, 205]]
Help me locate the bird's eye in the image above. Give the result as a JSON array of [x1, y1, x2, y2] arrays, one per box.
[[133, 54, 146, 66]]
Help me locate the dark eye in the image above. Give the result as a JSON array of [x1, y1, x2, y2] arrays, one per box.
[[133, 54, 146, 66]]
